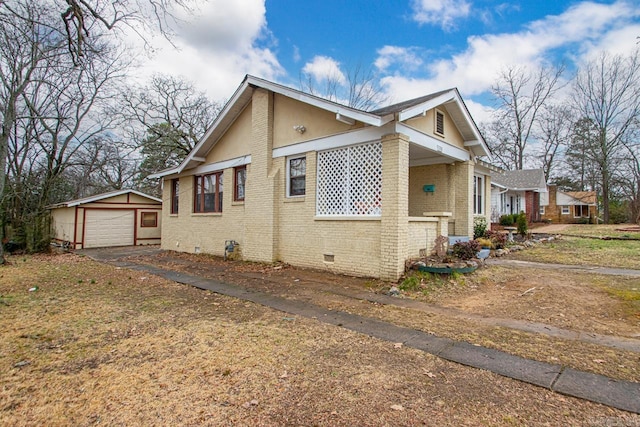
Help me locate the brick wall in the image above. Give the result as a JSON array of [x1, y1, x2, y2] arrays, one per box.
[[380, 133, 409, 280], [453, 161, 473, 237], [160, 173, 246, 256]]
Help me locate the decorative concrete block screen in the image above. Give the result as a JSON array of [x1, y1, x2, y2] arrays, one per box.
[[317, 141, 383, 216]]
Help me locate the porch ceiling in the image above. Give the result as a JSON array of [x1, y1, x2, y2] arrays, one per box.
[[408, 143, 456, 166]]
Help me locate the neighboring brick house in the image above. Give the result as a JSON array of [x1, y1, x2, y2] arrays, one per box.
[[151, 75, 491, 280], [540, 185, 598, 224], [490, 169, 547, 223]]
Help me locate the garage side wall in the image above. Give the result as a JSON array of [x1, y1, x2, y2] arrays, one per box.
[[50, 207, 76, 245]]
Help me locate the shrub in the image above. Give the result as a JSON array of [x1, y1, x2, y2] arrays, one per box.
[[473, 216, 487, 239], [485, 230, 507, 249], [475, 237, 493, 248], [452, 240, 481, 260], [516, 212, 528, 237], [499, 214, 515, 226]]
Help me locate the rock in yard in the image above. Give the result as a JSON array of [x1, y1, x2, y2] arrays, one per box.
[[388, 286, 400, 296], [494, 249, 509, 257]]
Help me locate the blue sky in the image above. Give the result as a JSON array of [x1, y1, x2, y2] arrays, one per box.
[[138, 0, 640, 123]]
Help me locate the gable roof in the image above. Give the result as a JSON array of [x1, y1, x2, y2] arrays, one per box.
[[150, 75, 491, 179], [491, 169, 547, 192], [47, 189, 161, 209], [558, 191, 597, 206]]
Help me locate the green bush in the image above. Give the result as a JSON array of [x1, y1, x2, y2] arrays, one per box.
[[473, 216, 487, 239], [516, 212, 528, 237], [452, 240, 481, 260], [499, 214, 515, 226]]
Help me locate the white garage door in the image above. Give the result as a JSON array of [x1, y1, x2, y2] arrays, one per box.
[[84, 210, 135, 248]]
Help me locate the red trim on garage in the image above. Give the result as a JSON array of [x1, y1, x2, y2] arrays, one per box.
[[73, 206, 79, 249], [134, 208, 138, 244]]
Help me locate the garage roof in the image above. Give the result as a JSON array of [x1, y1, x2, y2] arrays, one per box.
[[46, 189, 161, 209]]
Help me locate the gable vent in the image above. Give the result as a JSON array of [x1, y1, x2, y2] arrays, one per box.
[[435, 109, 445, 136]]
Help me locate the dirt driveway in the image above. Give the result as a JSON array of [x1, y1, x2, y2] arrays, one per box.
[[79, 245, 640, 384]]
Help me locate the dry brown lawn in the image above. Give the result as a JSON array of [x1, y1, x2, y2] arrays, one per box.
[[2, 253, 640, 426]]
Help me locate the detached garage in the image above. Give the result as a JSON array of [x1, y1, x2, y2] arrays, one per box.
[[48, 190, 162, 249]]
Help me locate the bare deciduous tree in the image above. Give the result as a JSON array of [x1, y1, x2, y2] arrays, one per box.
[[535, 104, 573, 181], [0, 1, 66, 261], [120, 74, 221, 195], [300, 64, 388, 111], [28, 0, 198, 64], [488, 64, 565, 170], [571, 50, 640, 223], [0, 1, 131, 254]]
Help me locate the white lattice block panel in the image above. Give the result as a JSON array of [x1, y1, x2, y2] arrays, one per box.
[[317, 142, 383, 216]]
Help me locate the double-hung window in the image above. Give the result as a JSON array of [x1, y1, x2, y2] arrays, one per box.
[[234, 166, 246, 201], [473, 175, 485, 215], [287, 156, 306, 197], [170, 179, 179, 214], [194, 172, 223, 213]]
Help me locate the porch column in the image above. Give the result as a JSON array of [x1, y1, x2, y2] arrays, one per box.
[[380, 133, 409, 281], [453, 160, 474, 237], [243, 88, 278, 262]]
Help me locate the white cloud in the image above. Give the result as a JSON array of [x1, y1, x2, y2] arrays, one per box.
[[293, 45, 301, 63], [374, 46, 423, 72], [382, 0, 640, 106], [302, 56, 346, 85], [132, 0, 284, 101], [411, 0, 472, 31]]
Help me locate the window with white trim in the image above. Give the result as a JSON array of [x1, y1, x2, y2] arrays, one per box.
[[287, 156, 306, 197], [435, 109, 445, 137], [539, 205, 545, 215], [561, 206, 570, 215], [317, 142, 382, 216], [473, 175, 485, 215]]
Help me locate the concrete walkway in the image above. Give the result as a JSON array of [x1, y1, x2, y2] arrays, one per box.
[[79, 247, 640, 414]]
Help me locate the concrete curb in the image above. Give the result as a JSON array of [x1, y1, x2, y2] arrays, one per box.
[[113, 260, 640, 414]]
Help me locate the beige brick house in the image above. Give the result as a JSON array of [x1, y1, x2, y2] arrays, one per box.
[[151, 75, 491, 280]]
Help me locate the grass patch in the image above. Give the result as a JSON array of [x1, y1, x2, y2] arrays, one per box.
[[1, 254, 637, 426], [399, 271, 463, 296], [562, 224, 640, 239], [510, 237, 640, 269]]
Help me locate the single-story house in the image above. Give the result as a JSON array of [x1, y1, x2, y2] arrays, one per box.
[[48, 189, 162, 249], [540, 185, 598, 224], [490, 169, 547, 223], [151, 75, 491, 280]]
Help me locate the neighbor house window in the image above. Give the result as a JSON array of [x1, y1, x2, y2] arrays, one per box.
[[317, 141, 383, 216], [561, 206, 570, 215], [574, 205, 589, 217], [473, 175, 485, 215], [435, 109, 445, 136], [287, 156, 306, 197], [141, 212, 158, 227], [171, 179, 179, 214], [539, 206, 545, 215], [234, 166, 246, 201], [194, 172, 223, 213]]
